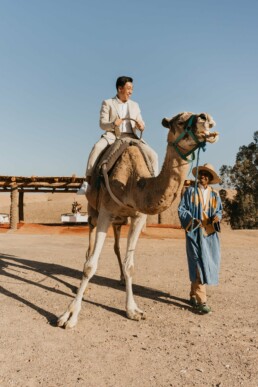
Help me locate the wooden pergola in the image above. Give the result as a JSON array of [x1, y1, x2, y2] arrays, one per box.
[[0, 175, 84, 229]]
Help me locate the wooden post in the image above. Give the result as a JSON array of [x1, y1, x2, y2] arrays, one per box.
[[10, 186, 19, 229], [19, 191, 24, 222]]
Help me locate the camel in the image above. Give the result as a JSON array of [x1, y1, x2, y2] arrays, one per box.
[[57, 112, 219, 328]]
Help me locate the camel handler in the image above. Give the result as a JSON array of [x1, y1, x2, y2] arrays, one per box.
[[79, 76, 158, 194], [178, 163, 223, 314]]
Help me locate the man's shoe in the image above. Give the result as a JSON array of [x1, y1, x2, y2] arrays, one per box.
[[77, 181, 88, 195], [194, 304, 211, 314], [85, 176, 91, 185]]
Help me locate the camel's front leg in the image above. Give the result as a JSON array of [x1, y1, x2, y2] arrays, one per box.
[[123, 214, 147, 321], [86, 205, 98, 260], [57, 209, 111, 329], [86, 224, 96, 260]]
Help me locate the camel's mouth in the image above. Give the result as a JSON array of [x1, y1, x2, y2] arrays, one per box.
[[199, 130, 219, 143]]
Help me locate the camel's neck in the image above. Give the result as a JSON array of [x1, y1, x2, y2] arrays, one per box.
[[136, 144, 190, 214], [159, 143, 190, 184]]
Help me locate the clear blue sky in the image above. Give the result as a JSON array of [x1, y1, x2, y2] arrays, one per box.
[[1, 0, 257, 178]]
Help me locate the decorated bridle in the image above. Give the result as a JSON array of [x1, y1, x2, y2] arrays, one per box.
[[168, 115, 206, 162]]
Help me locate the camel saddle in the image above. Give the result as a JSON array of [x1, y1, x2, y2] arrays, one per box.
[[91, 137, 154, 207], [97, 137, 155, 178]]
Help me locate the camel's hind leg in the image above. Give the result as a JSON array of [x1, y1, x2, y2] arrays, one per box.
[[112, 224, 125, 284], [123, 214, 147, 321], [57, 208, 111, 329]]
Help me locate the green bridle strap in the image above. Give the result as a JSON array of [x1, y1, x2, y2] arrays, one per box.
[[168, 115, 205, 163]]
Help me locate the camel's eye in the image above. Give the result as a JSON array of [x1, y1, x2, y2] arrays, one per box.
[[199, 113, 206, 120]]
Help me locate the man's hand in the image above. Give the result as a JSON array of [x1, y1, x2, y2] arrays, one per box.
[[114, 118, 123, 127], [135, 120, 145, 131]]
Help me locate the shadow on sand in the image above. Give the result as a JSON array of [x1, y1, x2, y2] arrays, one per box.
[[0, 253, 192, 325]]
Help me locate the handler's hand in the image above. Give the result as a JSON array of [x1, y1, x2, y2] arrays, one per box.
[[212, 215, 220, 223], [135, 120, 145, 131], [193, 218, 201, 229]]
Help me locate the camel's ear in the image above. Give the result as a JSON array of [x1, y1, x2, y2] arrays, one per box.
[[162, 118, 170, 128], [162, 113, 185, 131]]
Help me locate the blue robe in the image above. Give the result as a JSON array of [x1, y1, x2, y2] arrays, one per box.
[[178, 185, 223, 285]]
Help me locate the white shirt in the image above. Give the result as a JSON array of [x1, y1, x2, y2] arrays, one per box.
[[116, 97, 133, 133], [200, 185, 209, 206]]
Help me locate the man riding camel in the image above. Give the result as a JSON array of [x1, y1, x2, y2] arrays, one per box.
[[81, 76, 158, 191]]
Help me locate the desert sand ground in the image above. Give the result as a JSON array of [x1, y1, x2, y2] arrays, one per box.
[[0, 222, 257, 387]]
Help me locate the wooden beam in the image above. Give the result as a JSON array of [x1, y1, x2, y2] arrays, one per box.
[[0, 175, 84, 191], [0, 188, 79, 193], [0, 175, 84, 184]]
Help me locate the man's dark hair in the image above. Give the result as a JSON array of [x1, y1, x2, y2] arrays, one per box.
[[116, 76, 133, 90]]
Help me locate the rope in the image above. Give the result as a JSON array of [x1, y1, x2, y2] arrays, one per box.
[[102, 164, 130, 208], [190, 142, 206, 232]]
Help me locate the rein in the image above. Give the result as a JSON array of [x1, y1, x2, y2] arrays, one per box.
[[190, 146, 202, 232]]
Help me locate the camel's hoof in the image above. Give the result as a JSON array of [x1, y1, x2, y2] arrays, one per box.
[[64, 318, 77, 329], [57, 312, 69, 327], [57, 312, 77, 329], [126, 310, 147, 321]]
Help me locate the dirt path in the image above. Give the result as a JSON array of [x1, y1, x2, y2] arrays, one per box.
[[0, 227, 257, 386]]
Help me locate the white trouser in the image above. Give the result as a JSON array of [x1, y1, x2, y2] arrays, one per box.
[[85, 137, 112, 177], [139, 143, 159, 176]]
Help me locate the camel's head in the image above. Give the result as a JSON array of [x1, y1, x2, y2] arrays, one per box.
[[162, 112, 219, 156]]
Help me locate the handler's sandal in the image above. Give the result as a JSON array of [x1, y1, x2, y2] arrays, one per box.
[[189, 297, 198, 307], [195, 304, 211, 314]]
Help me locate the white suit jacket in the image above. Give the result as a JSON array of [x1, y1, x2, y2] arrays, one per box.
[[99, 97, 145, 143]]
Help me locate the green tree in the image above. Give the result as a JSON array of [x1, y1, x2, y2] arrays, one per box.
[[219, 131, 258, 229]]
